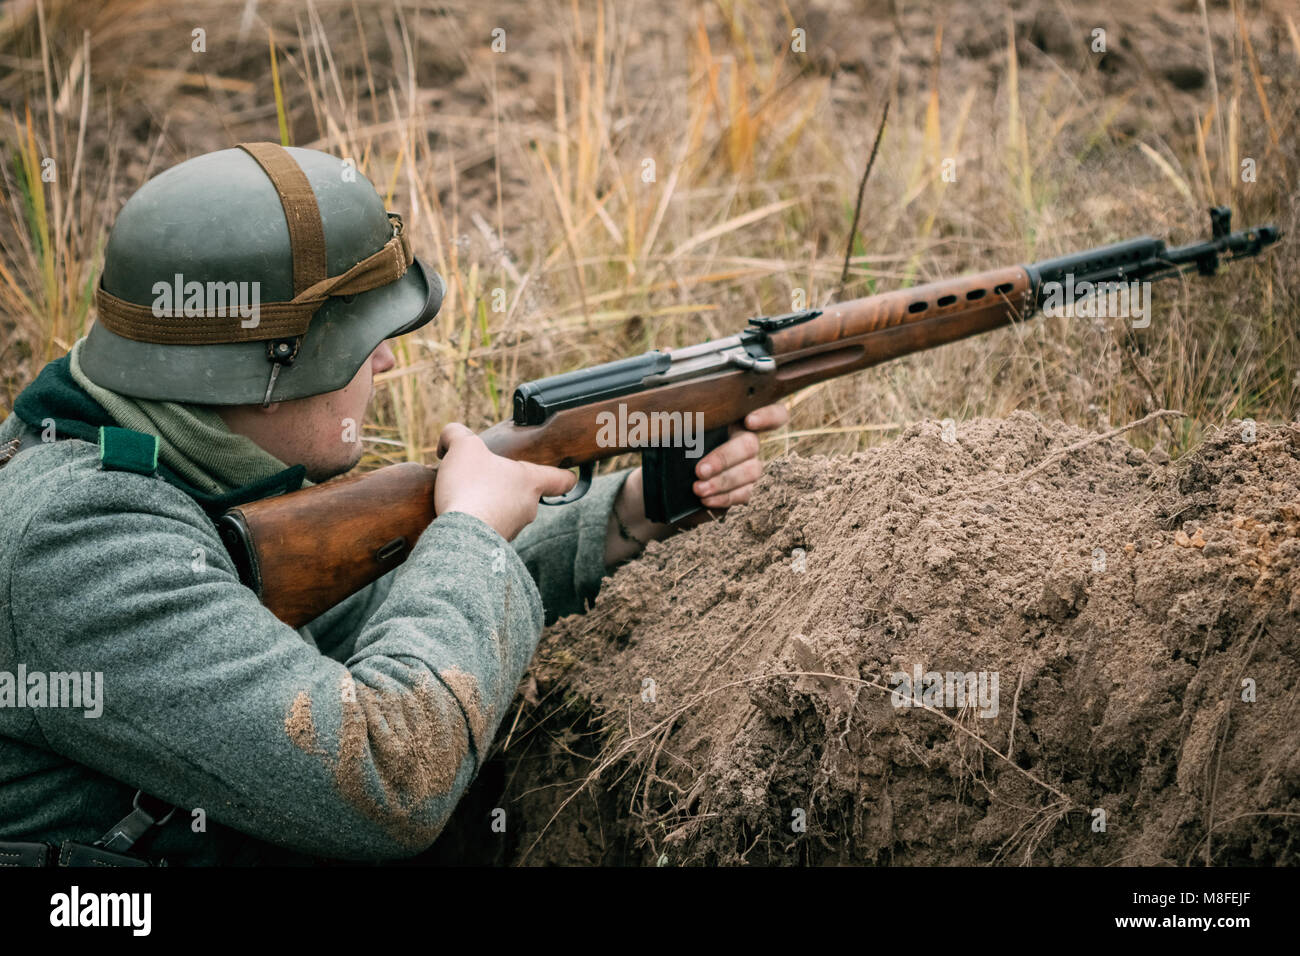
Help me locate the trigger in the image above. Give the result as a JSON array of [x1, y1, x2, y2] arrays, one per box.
[[541, 462, 593, 506]]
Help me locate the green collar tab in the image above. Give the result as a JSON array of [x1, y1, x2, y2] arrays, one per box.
[[98, 426, 160, 476]]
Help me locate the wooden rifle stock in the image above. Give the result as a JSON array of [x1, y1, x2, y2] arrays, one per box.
[[219, 462, 437, 628], [218, 206, 1280, 626]]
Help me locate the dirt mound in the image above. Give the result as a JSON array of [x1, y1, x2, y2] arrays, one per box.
[[432, 413, 1300, 866]]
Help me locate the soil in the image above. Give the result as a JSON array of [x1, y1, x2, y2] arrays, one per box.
[[429, 412, 1300, 865]]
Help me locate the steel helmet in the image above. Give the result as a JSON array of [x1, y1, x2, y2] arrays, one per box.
[[80, 143, 443, 405]]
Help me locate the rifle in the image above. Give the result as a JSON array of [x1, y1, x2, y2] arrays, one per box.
[[217, 206, 1279, 627]]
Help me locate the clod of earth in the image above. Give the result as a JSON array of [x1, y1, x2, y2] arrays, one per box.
[[432, 413, 1300, 866]]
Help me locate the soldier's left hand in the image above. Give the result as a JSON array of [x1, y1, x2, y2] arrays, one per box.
[[692, 403, 789, 509]]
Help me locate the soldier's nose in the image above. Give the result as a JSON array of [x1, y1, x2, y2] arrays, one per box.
[[372, 341, 397, 374]]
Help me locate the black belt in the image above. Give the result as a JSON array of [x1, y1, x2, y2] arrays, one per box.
[[0, 790, 174, 867]]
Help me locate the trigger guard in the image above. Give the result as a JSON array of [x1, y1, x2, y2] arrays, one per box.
[[541, 462, 593, 506]]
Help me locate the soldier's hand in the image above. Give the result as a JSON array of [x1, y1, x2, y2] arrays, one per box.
[[691, 403, 789, 509], [436, 423, 576, 541]]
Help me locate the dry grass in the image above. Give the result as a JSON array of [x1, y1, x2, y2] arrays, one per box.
[[1, 0, 1296, 468]]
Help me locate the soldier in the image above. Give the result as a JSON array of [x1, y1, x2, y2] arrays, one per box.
[[0, 143, 787, 865]]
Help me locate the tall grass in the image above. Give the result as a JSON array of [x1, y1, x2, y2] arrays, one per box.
[[1, 9, 104, 372], [1, 0, 1295, 465]]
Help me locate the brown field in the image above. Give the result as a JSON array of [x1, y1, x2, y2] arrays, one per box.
[[2, 0, 1296, 865]]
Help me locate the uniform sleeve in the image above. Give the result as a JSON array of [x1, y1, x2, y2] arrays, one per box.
[[7, 471, 542, 861], [299, 573, 396, 662], [510, 468, 630, 624]]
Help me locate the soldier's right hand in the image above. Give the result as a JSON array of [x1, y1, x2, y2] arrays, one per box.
[[435, 423, 577, 541]]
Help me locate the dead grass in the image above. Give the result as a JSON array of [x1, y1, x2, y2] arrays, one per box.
[[1, 0, 1296, 466]]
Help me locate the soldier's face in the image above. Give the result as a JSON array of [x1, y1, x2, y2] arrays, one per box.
[[216, 340, 397, 482]]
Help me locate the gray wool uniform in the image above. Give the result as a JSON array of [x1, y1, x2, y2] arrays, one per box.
[[0, 411, 627, 864]]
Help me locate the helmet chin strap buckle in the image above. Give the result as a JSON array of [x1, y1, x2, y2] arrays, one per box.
[[262, 337, 302, 406]]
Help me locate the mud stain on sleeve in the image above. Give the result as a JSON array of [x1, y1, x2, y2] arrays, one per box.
[[284, 690, 326, 757], [283, 672, 472, 850], [437, 666, 489, 750]]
